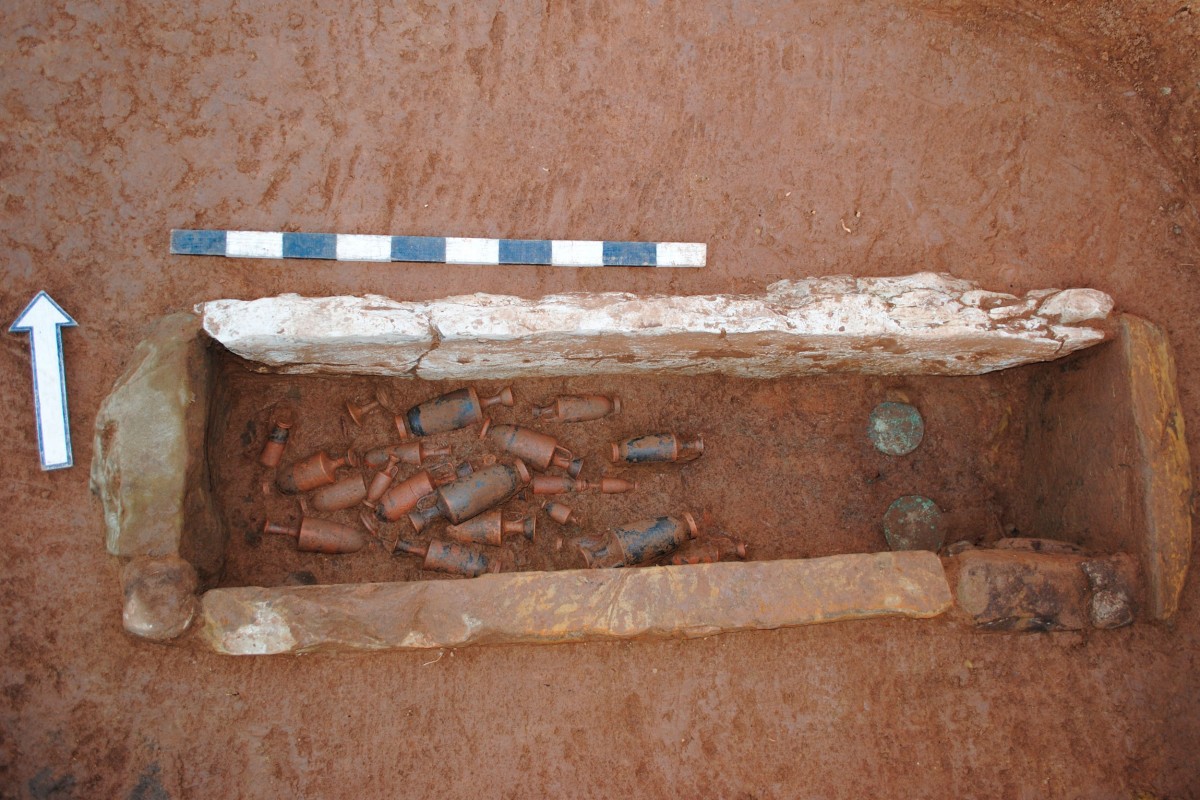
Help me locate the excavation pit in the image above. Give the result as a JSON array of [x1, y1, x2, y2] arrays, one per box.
[[90, 275, 1191, 654]]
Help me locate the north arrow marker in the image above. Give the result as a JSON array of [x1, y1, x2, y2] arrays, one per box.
[[10, 291, 77, 470]]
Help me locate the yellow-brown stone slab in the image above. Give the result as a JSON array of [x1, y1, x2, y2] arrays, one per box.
[[198, 552, 952, 655], [1123, 315, 1193, 620]]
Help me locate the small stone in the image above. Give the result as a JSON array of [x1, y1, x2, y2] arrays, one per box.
[[1081, 555, 1137, 629], [121, 555, 199, 641], [1037, 289, 1115, 324], [1089, 589, 1134, 629]]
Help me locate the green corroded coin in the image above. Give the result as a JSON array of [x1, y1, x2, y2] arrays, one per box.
[[868, 401, 924, 456], [882, 495, 944, 552]]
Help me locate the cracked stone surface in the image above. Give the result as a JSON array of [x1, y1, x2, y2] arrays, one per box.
[[198, 552, 952, 655], [196, 273, 1111, 380]]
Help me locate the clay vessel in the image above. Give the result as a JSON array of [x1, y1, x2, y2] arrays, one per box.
[[264, 517, 368, 554], [665, 535, 748, 566], [445, 510, 535, 546], [394, 538, 501, 576], [346, 398, 381, 426], [533, 394, 621, 423], [595, 477, 636, 494], [408, 460, 531, 532], [542, 501, 580, 526], [530, 475, 593, 495], [374, 469, 445, 522], [365, 455, 401, 504], [258, 409, 294, 468], [610, 433, 704, 465], [481, 420, 582, 475], [578, 512, 699, 568], [399, 386, 514, 437], [311, 474, 369, 512], [363, 442, 452, 469], [277, 450, 359, 494]]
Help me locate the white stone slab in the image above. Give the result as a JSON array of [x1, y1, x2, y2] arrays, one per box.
[[418, 273, 1111, 379], [197, 294, 434, 375], [196, 273, 1113, 378]]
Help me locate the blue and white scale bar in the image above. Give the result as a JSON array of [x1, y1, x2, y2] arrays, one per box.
[[170, 229, 706, 268]]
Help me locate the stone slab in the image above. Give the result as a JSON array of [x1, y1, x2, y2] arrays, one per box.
[[197, 552, 953, 655], [197, 294, 433, 375], [1123, 315, 1192, 620], [91, 313, 224, 579], [195, 274, 1111, 380], [953, 550, 1090, 632], [1008, 314, 1191, 623]]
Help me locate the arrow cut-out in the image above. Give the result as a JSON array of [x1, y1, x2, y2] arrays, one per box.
[[10, 291, 77, 470]]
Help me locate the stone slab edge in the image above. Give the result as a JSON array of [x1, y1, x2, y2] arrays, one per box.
[[91, 312, 217, 564], [91, 312, 222, 642], [1122, 315, 1192, 620], [197, 551, 952, 655], [196, 274, 1113, 378]]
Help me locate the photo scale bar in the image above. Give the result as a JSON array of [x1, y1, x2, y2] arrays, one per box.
[[170, 230, 706, 268]]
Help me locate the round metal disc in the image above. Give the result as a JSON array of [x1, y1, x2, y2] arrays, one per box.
[[882, 495, 944, 552], [868, 401, 925, 456]]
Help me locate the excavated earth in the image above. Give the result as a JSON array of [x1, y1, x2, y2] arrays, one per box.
[[2, 1, 1199, 797], [212, 353, 1037, 588]]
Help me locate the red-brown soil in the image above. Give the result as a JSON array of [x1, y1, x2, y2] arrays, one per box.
[[2, 1, 1198, 797], [213, 351, 1043, 587]]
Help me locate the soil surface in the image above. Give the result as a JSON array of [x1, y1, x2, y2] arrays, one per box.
[[2, 1, 1199, 797], [212, 350, 1034, 587]]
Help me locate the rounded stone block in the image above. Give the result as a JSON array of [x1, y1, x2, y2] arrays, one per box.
[[121, 555, 199, 641]]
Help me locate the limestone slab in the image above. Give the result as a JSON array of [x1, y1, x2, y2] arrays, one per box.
[[195, 274, 1111, 380], [91, 313, 223, 577], [419, 275, 1109, 378], [198, 552, 953, 655], [197, 294, 433, 375]]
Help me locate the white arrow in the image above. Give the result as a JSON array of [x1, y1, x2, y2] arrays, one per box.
[[10, 291, 77, 470]]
